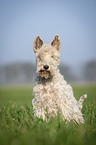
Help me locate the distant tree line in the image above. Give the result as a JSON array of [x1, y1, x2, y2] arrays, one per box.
[[0, 61, 96, 85]]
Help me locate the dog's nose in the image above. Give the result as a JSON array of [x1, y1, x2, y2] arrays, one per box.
[[44, 65, 49, 70]]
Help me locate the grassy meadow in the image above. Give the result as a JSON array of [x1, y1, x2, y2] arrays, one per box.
[[0, 85, 96, 145]]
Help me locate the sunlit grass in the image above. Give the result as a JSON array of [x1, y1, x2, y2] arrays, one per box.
[[0, 85, 96, 145]]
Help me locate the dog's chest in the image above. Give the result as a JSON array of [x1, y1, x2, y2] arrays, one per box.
[[40, 81, 55, 94]]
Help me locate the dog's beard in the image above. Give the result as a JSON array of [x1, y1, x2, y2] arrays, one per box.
[[38, 70, 51, 79]]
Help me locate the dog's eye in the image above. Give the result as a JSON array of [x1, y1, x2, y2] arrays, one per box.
[[38, 56, 41, 61], [51, 56, 57, 60]]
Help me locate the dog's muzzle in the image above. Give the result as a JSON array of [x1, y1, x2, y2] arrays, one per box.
[[38, 65, 51, 79]]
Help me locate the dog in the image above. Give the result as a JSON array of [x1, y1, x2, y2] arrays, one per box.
[[32, 34, 87, 123]]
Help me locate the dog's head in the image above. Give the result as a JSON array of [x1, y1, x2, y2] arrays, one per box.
[[33, 35, 60, 79]]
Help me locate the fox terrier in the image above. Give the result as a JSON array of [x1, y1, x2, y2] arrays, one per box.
[[32, 35, 87, 124]]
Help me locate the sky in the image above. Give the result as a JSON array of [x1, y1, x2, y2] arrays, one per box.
[[0, 0, 96, 67]]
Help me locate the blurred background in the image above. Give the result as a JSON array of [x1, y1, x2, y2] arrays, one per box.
[[0, 0, 96, 86]]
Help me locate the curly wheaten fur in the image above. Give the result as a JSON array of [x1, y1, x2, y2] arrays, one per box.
[[32, 35, 87, 124]]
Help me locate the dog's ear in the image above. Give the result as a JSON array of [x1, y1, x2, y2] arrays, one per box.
[[51, 34, 60, 51], [33, 36, 43, 53]]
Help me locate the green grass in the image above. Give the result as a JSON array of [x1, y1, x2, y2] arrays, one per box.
[[0, 85, 96, 145]]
